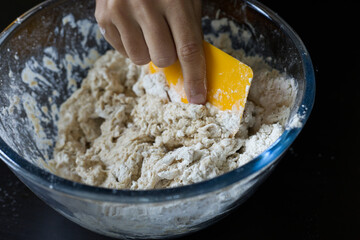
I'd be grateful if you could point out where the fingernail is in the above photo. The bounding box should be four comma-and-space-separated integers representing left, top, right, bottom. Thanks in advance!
190, 93, 206, 104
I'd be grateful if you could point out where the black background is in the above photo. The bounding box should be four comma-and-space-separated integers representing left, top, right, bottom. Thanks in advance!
1, 0, 359, 239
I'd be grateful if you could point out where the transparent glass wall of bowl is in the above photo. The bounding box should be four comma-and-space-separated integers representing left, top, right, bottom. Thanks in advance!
0, 1, 110, 165
10, 160, 275, 239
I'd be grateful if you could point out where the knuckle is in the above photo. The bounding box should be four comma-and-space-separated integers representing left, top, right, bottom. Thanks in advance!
128, 0, 153, 21
131, 0, 152, 12
94, 11, 108, 26
178, 42, 202, 62
131, 0, 150, 9
94, 11, 104, 24
95, 0, 122, 24
184, 76, 204, 85
107, 0, 122, 12
94, 1, 107, 23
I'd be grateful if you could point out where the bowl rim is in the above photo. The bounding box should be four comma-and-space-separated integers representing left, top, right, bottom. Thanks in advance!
0, 0, 315, 203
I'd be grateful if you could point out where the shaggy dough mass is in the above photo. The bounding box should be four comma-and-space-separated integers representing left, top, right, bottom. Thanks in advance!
49, 38, 297, 190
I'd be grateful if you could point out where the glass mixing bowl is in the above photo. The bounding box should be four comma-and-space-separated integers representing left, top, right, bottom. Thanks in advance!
0, 0, 315, 239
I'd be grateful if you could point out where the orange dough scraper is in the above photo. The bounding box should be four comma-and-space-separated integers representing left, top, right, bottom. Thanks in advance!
149, 41, 253, 116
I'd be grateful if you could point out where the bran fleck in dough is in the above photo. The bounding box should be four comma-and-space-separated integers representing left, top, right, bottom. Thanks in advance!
49, 40, 297, 190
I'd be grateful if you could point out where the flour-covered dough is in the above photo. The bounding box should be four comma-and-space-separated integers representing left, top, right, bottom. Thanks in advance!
49, 35, 297, 190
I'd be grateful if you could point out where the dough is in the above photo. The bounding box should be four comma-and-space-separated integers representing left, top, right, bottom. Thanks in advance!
48, 36, 297, 190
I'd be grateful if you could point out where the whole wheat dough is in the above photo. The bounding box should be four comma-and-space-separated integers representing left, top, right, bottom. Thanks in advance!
48, 34, 297, 190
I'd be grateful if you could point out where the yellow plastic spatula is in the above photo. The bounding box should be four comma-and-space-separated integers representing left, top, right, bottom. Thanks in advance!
149, 41, 253, 115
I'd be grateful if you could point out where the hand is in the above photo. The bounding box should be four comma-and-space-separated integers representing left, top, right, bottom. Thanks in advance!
95, 0, 207, 104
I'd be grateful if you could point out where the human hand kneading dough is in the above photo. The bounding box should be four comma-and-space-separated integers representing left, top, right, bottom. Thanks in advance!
95, 0, 207, 104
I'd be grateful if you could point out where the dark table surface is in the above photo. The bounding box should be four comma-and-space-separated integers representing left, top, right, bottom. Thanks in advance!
1, 1, 359, 239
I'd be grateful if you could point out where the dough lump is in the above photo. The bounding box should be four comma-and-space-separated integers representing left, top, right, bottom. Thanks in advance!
49, 41, 297, 190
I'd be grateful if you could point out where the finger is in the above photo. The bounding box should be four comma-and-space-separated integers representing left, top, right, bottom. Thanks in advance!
135, 5, 177, 67
100, 24, 128, 57
94, 0, 127, 57
192, 0, 203, 23
112, 14, 150, 65
165, 0, 206, 104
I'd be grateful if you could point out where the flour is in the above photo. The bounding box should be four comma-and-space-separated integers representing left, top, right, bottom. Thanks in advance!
48, 20, 298, 190
0, 13, 307, 237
